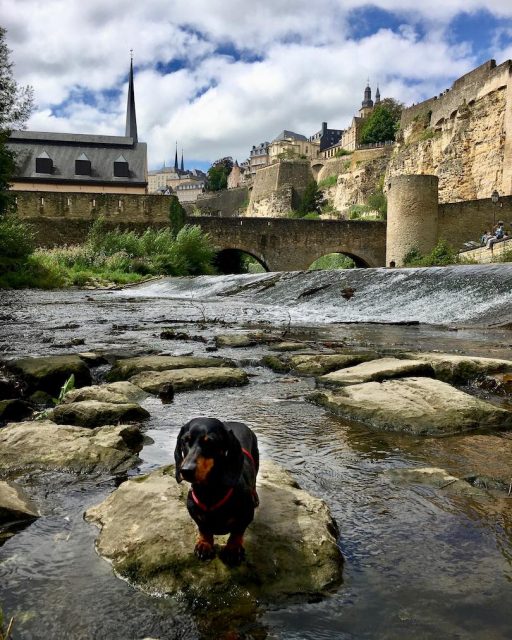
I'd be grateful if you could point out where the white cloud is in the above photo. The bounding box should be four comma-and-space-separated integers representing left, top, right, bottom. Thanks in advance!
2, 0, 512, 168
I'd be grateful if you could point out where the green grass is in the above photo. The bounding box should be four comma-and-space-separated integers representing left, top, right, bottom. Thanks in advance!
309, 253, 356, 270
318, 175, 338, 189
403, 240, 460, 267
0, 217, 217, 289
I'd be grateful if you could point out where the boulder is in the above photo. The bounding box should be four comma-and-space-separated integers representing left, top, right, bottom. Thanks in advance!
289, 353, 378, 376
268, 342, 308, 352
63, 381, 147, 405
405, 352, 512, 384
5, 355, 92, 395
51, 400, 150, 428
85, 461, 343, 604
107, 355, 235, 382
0, 399, 32, 424
318, 357, 433, 387
387, 467, 486, 497
129, 367, 248, 395
0, 480, 39, 524
310, 377, 512, 435
215, 333, 279, 348
0, 420, 143, 475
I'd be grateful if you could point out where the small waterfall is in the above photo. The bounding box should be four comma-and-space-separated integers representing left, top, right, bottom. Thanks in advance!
120, 264, 512, 326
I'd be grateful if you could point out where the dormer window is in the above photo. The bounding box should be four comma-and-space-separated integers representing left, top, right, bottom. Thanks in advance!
114, 155, 129, 178
75, 153, 91, 176
36, 151, 53, 174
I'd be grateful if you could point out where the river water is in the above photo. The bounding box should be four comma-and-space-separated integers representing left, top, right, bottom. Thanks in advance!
1, 264, 512, 639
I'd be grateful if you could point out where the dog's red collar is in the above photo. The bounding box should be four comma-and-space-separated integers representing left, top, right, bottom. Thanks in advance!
191, 448, 256, 512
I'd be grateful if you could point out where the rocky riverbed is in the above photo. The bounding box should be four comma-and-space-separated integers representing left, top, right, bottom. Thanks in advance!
1, 272, 512, 639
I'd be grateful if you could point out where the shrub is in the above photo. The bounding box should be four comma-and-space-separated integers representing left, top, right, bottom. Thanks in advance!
309, 253, 356, 270
334, 148, 352, 157
318, 175, 337, 189
0, 215, 34, 263
403, 240, 460, 267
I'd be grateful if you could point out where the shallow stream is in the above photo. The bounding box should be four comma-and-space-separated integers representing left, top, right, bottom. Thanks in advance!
1, 265, 512, 639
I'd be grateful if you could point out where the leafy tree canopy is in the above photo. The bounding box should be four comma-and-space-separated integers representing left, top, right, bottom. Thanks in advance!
206, 156, 233, 191
298, 180, 325, 216
359, 98, 403, 145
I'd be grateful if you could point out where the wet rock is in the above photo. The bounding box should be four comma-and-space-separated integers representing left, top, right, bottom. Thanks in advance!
0, 373, 24, 400
268, 341, 307, 352
78, 352, 109, 367
159, 329, 206, 342
318, 357, 433, 386
261, 355, 292, 373
290, 353, 378, 376
129, 367, 248, 395
85, 461, 342, 603
0, 480, 39, 524
158, 383, 174, 403
28, 390, 54, 407
5, 355, 92, 396
421, 433, 512, 491
107, 355, 235, 382
0, 420, 142, 475
405, 352, 512, 384
214, 334, 259, 348
476, 373, 512, 395
0, 399, 32, 425
310, 377, 512, 435
387, 467, 486, 497
63, 381, 147, 405
51, 400, 150, 428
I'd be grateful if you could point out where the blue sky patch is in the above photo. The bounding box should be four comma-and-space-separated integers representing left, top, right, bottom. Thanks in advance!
447, 10, 512, 63
347, 6, 425, 41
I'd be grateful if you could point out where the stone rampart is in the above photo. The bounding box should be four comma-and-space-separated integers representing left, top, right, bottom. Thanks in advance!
247, 160, 313, 215
439, 196, 512, 244
188, 186, 249, 217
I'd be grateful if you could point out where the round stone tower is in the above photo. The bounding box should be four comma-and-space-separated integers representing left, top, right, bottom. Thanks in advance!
386, 174, 439, 267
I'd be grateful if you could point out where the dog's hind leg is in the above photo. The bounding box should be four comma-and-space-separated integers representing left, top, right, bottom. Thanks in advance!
219, 532, 246, 566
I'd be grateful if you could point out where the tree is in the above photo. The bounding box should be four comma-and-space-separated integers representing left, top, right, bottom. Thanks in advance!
298, 180, 325, 216
168, 194, 187, 237
0, 27, 34, 217
206, 157, 233, 191
359, 98, 403, 145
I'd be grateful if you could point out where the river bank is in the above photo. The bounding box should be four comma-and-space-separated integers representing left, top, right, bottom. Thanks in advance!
1, 267, 512, 639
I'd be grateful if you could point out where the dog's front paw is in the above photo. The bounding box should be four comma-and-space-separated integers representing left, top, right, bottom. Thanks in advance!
219, 542, 245, 566
194, 538, 216, 561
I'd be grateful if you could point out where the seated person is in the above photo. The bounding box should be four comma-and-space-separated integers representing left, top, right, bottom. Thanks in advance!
487, 222, 506, 248
480, 230, 492, 245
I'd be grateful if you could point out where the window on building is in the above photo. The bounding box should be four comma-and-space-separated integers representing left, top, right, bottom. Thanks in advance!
75, 153, 91, 176
114, 155, 130, 178
35, 151, 53, 174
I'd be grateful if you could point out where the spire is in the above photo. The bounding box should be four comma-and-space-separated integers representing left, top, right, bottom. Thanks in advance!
174, 142, 178, 171
375, 85, 381, 104
180, 149, 184, 172
125, 52, 138, 142
362, 81, 373, 109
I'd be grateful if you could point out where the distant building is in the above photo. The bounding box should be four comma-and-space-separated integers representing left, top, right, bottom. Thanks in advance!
268, 130, 320, 163
227, 160, 248, 189
249, 142, 270, 177
309, 122, 343, 152
147, 148, 207, 202
7, 59, 147, 194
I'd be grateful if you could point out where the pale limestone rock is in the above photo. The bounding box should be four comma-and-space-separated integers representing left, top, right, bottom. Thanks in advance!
5, 354, 91, 395
0, 480, 39, 523
404, 352, 512, 384
107, 355, 234, 382
387, 467, 486, 497
129, 367, 248, 394
85, 461, 342, 603
0, 420, 142, 475
63, 381, 147, 405
318, 357, 433, 386
289, 353, 378, 375
52, 400, 150, 428
310, 377, 512, 435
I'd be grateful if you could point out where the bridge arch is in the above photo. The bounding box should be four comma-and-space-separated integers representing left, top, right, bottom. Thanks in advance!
311, 161, 326, 180
214, 247, 269, 274
308, 251, 371, 269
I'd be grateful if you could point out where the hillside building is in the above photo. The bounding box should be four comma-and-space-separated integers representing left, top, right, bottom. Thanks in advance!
268, 130, 320, 163
249, 142, 270, 177
7, 59, 147, 194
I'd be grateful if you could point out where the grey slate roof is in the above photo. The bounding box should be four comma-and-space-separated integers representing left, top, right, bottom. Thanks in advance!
8, 130, 147, 186
273, 130, 308, 142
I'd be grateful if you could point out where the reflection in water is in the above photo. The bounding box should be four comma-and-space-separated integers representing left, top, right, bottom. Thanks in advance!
0, 277, 512, 639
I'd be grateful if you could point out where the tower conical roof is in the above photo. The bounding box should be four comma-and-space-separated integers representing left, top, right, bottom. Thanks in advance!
125, 56, 138, 142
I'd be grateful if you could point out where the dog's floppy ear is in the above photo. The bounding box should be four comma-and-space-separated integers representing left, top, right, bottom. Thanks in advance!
174, 423, 190, 483
222, 428, 244, 487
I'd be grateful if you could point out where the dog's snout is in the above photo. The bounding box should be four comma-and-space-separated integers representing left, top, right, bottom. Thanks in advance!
180, 464, 195, 482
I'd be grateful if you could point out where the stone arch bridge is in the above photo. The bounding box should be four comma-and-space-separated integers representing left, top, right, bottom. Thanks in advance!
191, 216, 386, 271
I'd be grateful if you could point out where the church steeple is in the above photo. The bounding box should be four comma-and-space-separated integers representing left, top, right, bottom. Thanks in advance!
180, 149, 184, 172
174, 142, 178, 171
375, 85, 381, 104
125, 52, 138, 142
362, 81, 373, 109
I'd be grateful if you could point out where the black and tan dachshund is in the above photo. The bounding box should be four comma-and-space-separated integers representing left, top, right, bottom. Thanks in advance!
174, 417, 259, 565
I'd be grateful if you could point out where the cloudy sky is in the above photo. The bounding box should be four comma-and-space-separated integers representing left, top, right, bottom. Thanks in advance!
3, 0, 512, 171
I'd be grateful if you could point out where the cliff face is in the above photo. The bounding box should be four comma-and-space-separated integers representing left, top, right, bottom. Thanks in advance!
386, 86, 507, 203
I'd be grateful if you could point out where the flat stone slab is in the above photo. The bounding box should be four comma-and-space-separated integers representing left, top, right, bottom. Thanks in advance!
85, 460, 342, 604
129, 367, 248, 394
318, 357, 433, 386
63, 381, 147, 405
310, 377, 512, 435
107, 355, 235, 382
52, 400, 150, 428
405, 352, 512, 383
0, 480, 39, 524
5, 355, 92, 395
387, 467, 486, 497
289, 353, 378, 375
214, 334, 259, 348
0, 420, 143, 476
